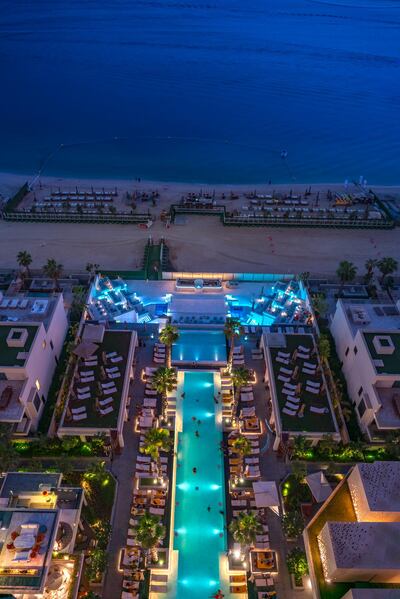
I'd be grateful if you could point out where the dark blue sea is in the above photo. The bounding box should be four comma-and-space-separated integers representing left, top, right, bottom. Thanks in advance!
0, 0, 399, 183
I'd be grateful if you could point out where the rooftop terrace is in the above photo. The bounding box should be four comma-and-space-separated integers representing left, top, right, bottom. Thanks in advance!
0, 473, 62, 500
363, 332, 400, 375
0, 294, 58, 330
267, 333, 337, 434
343, 301, 400, 337
0, 324, 39, 367
61, 328, 134, 430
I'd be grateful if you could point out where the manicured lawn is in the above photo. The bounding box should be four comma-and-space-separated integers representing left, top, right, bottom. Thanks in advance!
270, 334, 337, 434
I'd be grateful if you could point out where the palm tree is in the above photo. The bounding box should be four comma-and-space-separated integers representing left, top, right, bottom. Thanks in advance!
133, 512, 166, 563
317, 335, 331, 364
224, 317, 244, 368
377, 257, 398, 284
231, 435, 251, 477
336, 260, 357, 295
231, 367, 252, 420
17, 250, 32, 278
382, 275, 395, 300
151, 367, 177, 420
364, 258, 377, 284
229, 511, 262, 555
312, 294, 328, 319
43, 258, 63, 292
143, 428, 172, 478
159, 324, 179, 368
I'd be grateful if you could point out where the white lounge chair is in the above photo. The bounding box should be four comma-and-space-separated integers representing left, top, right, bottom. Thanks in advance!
306, 386, 320, 394
302, 367, 316, 375
154, 357, 165, 364
77, 386, 90, 393
99, 397, 113, 407
149, 507, 164, 516
103, 386, 117, 395
143, 397, 157, 407
77, 392, 91, 401
276, 356, 289, 365
108, 372, 121, 380
284, 382, 297, 390
72, 412, 87, 421
282, 407, 297, 416
99, 405, 114, 415
280, 367, 293, 375
282, 388, 295, 396
310, 406, 328, 414
71, 406, 86, 415
298, 345, 310, 353
278, 375, 290, 383
106, 366, 119, 374
285, 401, 300, 411
278, 351, 290, 358
111, 356, 123, 363
81, 376, 94, 383
106, 351, 117, 358
304, 361, 317, 369
102, 381, 115, 389
79, 370, 94, 377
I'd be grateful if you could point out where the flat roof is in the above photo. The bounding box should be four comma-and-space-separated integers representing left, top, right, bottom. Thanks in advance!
343, 591, 400, 599
61, 329, 134, 429
324, 521, 400, 570
363, 332, 400, 375
266, 333, 338, 434
341, 300, 400, 337
0, 324, 39, 367
0, 509, 58, 591
0, 294, 59, 331
0, 473, 62, 499
355, 462, 400, 513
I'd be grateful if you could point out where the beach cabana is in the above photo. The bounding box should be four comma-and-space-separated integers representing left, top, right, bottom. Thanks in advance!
252, 481, 280, 515
305, 471, 332, 503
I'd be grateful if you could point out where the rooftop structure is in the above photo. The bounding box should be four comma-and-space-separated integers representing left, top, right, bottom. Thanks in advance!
58, 324, 137, 449
0, 472, 84, 597
0, 293, 68, 435
304, 462, 400, 599
330, 299, 400, 442
261, 332, 339, 450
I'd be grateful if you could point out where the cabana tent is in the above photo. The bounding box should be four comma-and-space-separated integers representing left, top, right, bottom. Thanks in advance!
252, 481, 280, 515
305, 471, 332, 503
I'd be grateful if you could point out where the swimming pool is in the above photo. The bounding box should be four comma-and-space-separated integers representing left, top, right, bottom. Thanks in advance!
172, 330, 227, 365
171, 371, 229, 599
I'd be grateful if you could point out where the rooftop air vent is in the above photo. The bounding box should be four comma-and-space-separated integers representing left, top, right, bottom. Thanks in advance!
372, 335, 395, 355
6, 328, 28, 348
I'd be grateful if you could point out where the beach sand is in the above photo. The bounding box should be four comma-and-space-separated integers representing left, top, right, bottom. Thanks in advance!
0, 172, 399, 276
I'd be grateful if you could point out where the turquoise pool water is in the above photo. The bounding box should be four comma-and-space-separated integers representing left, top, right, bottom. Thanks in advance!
172, 371, 228, 598
172, 330, 227, 364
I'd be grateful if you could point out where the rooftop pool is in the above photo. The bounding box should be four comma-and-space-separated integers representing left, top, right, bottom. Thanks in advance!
170, 371, 228, 599
172, 330, 227, 365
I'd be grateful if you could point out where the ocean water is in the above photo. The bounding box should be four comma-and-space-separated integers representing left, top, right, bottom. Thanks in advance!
0, 0, 399, 183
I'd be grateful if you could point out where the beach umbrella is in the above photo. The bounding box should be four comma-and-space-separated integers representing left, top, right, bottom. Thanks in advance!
72, 341, 98, 359
305, 471, 332, 503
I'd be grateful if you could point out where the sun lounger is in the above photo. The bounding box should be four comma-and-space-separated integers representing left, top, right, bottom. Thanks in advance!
276, 356, 289, 365
241, 407, 256, 416
72, 412, 87, 421
233, 359, 245, 365
310, 406, 328, 414
278, 351, 290, 358
143, 397, 157, 407
145, 390, 157, 397
285, 401, 300, 411
255, 577, 270, 587
85, 360, 98, 366
79, 370, 94, 377
149, 507, 164, 516
135, 471, 152, 478
77, 392, 91, 400
283, 382, 297, 390
232, 500, 247, 507
304, 361, 317, 369
282, 407, 297, 416
80, 376, 94, 383
250, 440, 259, 447
100, 405, 114, 416
241, 393, 254, 403
77, 386, 90, 393
106, 366, 119, 374
102, 381, 115, 389
298, 345, 310, 353
150, 585, 167, 593
137, 455, 151, 463
106, 351, 117, 358
302, 367, 316, 375
108, 372, 121, 379
154, 353, 165, 358
99, 397, 113, 407
251, 448, 260, 454
256, 535, 269, 542
307, 379, 320, 388
297, 353, 309, 360
278, 375, 290, 383
71, 406, 86, 415
245, 457, 259, 464
241, 386, 253, 392
136, 463, 150, 471
306, 386, 320, 394
111, 356, 123, 363
152, 574, 168, 583
286, 395, 300, 403
282, 388, 295, 396
103, 386, 117, 395
154, 357, 165, 364
280, 367, 293, 375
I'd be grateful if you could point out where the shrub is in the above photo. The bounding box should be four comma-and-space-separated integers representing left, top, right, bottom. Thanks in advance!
286, 547, 309, 585
86, 548, 107, 582
282, 510, 304, 539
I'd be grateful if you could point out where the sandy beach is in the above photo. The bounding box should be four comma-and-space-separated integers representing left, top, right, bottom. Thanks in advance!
0, 172, 399, 277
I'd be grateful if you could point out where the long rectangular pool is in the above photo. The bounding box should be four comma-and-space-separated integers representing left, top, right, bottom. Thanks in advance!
170, 371, 229, 598
171, 330, 227, 365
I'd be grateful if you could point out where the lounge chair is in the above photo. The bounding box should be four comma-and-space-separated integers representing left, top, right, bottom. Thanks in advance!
143, 397, 157, 407
284, 382, 297, 390
256, 535, 269, 542
241, 386, 253, 392
307, 379, 320, 387
79, 370, 94, 377
137, 455, 151, 463
136, 463, 150, 471
106, 351, 117, 358
298, 345, 310, 353
149, 507, 164, 516
297, 353, 309, 360
145, 389, 157, 396
77, 386, 90, 393
280, 367, 293, 375
310, 406, 328, 414
282, 407, 297, 416
304, 361, 317, 369
282, 388, 295, 396
154, 357, 165, 364
241, 407, 256, 417
102, 381, 115, 389
111, 356, 123, 363
99, 397, 113, 407
149, 585, 167, 593
77, 392, 91, 401
106, 366, 119, 374
151, 574, 168, 583
276, 356, 289, 365
72, 412, 87, 421
103, 386, 117, 395
81, 376, 94, 383
245, 457, 259, 465
231, 499, 247, 507
71, 406, 86, 415
278, 375, 290, 383
85, 359, 98, 367
99, 405, 114, 416
278, 351, 290, 358
303, 367, 316, 375
108, 372, 121, 379
306, 386, 320, 394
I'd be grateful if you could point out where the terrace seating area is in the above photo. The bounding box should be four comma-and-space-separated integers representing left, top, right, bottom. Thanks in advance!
31, 187, 118, 214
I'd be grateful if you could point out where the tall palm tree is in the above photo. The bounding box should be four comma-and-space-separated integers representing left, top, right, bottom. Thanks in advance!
377, 257, 398, 284
133, 512, 166, 563
17, 250, 32, 278
143, 428, 172, 478
159, 324, 179, 368
231, 435, 251, 477
364, 258, 377, 284
317, 335, 331, 364
224, 317, 244, 368
43, 258, 63, 292
151, 367, 177, 420
336, 260, 357, 295
229, 511, 262, 556
231, 367, 252, 420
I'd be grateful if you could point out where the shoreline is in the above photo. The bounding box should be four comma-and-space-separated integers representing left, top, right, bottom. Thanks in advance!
1, 171, 400, 200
